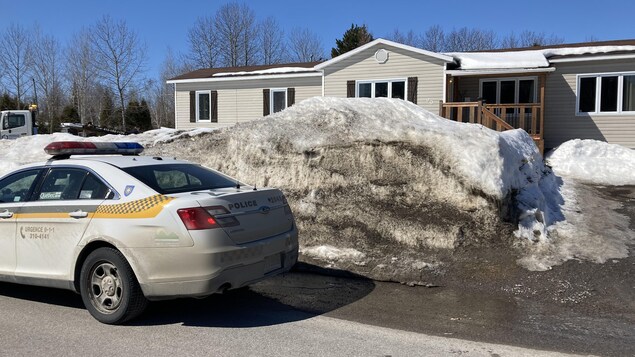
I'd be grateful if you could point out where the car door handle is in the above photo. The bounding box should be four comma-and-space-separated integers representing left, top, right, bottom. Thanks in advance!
0, 210, 13, 218
69, 210, 89, 219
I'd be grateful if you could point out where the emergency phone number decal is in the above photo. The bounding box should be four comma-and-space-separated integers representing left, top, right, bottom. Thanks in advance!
20, 225, 55, 239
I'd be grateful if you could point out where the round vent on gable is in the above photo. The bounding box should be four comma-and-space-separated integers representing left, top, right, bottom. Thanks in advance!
374, 49, 389, 64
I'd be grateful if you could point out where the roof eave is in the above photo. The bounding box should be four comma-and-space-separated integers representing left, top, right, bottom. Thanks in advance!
166, 71, 323, 84
315, 38, 453, 70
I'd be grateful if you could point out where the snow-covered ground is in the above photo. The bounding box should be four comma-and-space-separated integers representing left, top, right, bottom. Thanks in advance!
0, 98, 632, 274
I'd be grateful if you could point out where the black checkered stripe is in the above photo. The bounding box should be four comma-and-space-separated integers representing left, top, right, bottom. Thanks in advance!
95, 194, 173, 217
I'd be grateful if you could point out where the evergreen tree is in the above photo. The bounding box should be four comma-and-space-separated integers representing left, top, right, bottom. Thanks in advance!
331, 24, 374, 58
0, 93, 16, 110
124, 99, 152, 133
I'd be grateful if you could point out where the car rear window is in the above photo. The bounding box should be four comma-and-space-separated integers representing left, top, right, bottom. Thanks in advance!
122, 164, 236, 194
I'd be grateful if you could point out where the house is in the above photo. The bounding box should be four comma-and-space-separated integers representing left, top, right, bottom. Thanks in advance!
168, 38, 635, 151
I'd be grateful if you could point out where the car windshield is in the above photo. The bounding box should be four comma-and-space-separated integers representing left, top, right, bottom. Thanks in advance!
122, 163, 236, 194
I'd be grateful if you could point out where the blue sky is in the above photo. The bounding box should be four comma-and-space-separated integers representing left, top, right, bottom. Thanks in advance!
2, 0, 633, 79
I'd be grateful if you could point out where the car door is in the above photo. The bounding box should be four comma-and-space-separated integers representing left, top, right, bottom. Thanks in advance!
15, 167, 112, 281
0, 169, 43, 276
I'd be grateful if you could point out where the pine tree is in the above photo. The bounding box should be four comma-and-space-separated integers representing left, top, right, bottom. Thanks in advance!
331, 24, 374, 58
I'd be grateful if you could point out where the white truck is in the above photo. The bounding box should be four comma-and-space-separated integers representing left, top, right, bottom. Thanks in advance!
0, 109, 37, 139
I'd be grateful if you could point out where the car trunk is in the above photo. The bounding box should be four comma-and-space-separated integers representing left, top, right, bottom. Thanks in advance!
193, 188, 293, 245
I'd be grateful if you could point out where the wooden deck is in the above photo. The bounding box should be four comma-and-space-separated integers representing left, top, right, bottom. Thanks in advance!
439, 101, 544, 154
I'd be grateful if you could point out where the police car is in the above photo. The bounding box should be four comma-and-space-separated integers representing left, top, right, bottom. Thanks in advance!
0, 141, 298, 324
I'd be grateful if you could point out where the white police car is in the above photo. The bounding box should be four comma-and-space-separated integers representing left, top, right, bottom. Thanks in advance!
0, 141, 298, 324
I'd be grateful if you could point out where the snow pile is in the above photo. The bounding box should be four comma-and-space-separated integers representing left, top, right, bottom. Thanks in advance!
300, 246, 367, 265
546, 139, 635, 186
0, 128, 215, 178
212, 67, 317, 77
450, 45, 635, 70
146, 97, 563, 250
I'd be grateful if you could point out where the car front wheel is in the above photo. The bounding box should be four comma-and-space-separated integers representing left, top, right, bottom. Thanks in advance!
79, 247, 148, 324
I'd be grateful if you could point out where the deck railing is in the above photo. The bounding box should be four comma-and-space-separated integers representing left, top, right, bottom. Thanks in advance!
439, 101, 544, 152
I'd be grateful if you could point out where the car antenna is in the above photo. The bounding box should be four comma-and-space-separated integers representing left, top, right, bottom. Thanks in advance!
235, 179, 240, 189
253, 183, 257, 191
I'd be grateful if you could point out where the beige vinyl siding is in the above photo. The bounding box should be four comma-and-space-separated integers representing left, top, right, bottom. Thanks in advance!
546, 59, 635, 149
323, 44, 447, 114
175, 76, 321, 129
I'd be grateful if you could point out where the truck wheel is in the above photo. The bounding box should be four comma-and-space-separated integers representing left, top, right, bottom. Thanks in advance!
79, 247, 148, 324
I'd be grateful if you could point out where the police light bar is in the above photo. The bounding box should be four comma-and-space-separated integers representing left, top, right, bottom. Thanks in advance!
44, 141, 144, 156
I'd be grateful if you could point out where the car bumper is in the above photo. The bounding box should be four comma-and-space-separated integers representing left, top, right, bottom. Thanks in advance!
126, 226, 298, 300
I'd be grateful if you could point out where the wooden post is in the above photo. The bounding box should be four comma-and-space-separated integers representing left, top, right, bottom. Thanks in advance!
476, 101, 482, 125
519, 106, 526, 132
439, 100, 444, 118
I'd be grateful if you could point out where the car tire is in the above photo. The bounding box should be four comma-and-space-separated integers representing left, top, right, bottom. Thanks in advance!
79, 247, 148, 324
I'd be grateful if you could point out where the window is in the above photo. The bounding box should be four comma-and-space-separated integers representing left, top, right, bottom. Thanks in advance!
0, 169, 40, 203
196, 90, 211, 121
79, 174, 114, 200
38, 169, 86, 200
479, 77, 537, 104
271, 89, 287, 114
356, 80, 407, 99
3, 113, 26, 130
577, 72, 635, 115
123, 164, 236, 194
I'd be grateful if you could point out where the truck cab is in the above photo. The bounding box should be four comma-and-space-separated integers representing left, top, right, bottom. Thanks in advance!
0, 110, 36, 139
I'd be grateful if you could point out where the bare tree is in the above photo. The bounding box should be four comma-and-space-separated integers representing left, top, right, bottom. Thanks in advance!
288, 27, 325, 62
445, 27, 497, 52
500, 32, 520, 49
501, 30, 565, 49
259, 16, 285, 65
215, 2, 259, 67
0, 23, 33, 108
32, 27, 65, 131
151, 48, 185, 128
386, 29, 420, 47
421, 25, 446, 52
187, 15, 219, 69
67, 29, 96, 125
90, 15, 147, 131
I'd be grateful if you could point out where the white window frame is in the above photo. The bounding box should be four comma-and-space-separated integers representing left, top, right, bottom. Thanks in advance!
195, 90, 211, 122
270, 88, 287, 114
355, 78, 408, 99
575, 71, 635, 116
478, 77, 538, 104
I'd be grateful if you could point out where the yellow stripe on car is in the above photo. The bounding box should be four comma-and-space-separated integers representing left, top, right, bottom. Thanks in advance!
93, 194, 174, 219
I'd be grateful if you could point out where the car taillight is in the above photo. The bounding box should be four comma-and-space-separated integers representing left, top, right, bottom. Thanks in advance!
177, 208, 219, 230
206, 206, 240, 227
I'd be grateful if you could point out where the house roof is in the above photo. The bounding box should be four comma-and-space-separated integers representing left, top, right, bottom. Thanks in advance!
168, 61, 322, 82
314, 38, 454, 70
473, 39, 635, 53
449, 39, 635, 71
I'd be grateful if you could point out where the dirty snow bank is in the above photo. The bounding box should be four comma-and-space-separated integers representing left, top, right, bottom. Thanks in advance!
143, 98, 564, 265
546, 139, 635, 186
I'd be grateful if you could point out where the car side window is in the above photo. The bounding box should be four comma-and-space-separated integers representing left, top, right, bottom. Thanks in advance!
38, 169, 114, 201
79, 173, 114, 200
38, 168, 87, 201
0, 169, 41, 203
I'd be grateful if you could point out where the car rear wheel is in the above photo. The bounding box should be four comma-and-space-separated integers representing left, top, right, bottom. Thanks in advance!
79, 247, 148, 324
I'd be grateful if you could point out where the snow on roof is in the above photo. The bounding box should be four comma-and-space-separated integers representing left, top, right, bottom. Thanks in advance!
450, 45, 635, 70
546, 139, 635, 186
448, 50, 549, 70
212, 66, 319, 77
